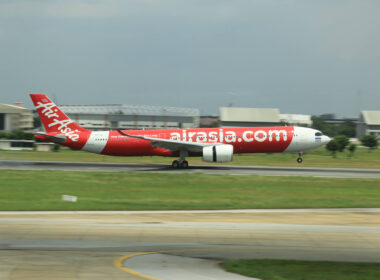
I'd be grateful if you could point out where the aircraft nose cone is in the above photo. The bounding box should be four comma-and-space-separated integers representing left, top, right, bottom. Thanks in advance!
322, 136, 331, 144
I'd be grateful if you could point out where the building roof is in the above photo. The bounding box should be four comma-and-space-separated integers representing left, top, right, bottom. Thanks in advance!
200, 117, 218, 126
220, 107, 280, 122
60, 104, 200, 117
279, 114, 312, 125
361, 111, 380, 125
0, 104, 30, 114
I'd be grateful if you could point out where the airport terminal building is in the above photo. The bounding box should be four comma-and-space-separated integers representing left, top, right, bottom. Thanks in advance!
356, 110, 380, 139
59, 104, 200, 130
0, 103, 34, 132
219, 107, 281, 127
279, 114, 312, 126
219, 107, 313, 128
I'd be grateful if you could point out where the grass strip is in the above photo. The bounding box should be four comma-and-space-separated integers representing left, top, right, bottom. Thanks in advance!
0, 170, 380, 210
223, 259, 380, 280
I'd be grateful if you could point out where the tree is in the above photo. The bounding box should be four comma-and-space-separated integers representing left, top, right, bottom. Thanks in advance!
334, 135, 349, 152
326, 139, 338, 157
0, 131, 34, 140
53, 144, 60, 152
33, 117, 41, 129
10, 130, 33, 140
361, 135, 378, 151
336, 120, 356, 138
23, 132, 34, 140
311, 116, 336, 137
312, 117, 357, 138
348, 143, 357, 157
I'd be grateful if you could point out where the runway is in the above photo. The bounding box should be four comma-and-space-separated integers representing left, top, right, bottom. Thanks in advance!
1, 160, 380, 178
1, 209, 380, 280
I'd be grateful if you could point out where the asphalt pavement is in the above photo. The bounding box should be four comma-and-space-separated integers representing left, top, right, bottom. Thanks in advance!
1, 209, 380, 280
1, 160, 380, 178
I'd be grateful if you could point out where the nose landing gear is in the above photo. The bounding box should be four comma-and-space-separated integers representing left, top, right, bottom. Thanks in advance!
297, 152, 303, 163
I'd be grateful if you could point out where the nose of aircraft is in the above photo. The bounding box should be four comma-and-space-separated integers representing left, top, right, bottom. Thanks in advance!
322, 135, 331, 145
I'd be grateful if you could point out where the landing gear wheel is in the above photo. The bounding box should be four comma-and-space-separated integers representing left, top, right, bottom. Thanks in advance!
172, 160, 180, 168
297, 152, 303, 164
180, 160, 189, 169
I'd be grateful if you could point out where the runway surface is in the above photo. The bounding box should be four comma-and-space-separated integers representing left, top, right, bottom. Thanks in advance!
1, 160, 380, 178
1, 209, 380, 280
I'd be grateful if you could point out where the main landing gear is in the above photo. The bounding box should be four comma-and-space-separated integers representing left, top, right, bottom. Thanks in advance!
171, 151, 189, 169
297, 152, 303, 163
171, 160, 189, 169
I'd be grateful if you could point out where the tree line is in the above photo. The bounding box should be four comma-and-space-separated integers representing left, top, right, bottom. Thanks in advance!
311, 116, 356, 138
0, 130, 34, 140
311, 116, 378, 156
326, 134, 378, 157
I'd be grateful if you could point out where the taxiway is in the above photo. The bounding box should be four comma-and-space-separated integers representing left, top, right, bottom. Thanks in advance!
1, 209, 380, 279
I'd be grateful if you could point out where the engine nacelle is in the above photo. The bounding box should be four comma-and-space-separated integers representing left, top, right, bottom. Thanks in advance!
202, 144, 234, 163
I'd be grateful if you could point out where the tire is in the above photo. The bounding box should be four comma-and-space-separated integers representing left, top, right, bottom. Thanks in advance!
297, 158, 303, 163
180, 161, 189, 169
172, 160, 180, 168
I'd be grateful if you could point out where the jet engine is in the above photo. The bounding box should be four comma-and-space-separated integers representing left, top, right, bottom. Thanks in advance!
202, 144, 233, 163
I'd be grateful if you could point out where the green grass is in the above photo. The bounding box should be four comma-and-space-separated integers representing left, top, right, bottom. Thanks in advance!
1, 170, 380, 210
1, 146, 380, 169
223, 259, 380, 280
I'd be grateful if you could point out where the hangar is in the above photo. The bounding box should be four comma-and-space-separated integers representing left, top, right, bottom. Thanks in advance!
279, 114, 312, 126
0, 103, 34, 132
219, 107, 281, 127
59, 104, 200, 130
356, 110, 380, 139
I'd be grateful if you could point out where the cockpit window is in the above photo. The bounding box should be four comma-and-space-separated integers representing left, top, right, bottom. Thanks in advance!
315, 132, 323, 136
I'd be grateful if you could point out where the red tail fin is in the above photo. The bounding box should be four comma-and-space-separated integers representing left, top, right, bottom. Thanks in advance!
30, 94, 88, 135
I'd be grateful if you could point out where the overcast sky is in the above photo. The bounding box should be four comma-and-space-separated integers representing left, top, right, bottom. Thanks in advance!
1, 0, 379, 117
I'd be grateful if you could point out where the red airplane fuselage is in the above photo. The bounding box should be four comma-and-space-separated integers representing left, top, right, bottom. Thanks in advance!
31, 94, 330, 166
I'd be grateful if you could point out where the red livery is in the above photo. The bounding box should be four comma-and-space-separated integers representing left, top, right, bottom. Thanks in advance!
31, 94, 330, 168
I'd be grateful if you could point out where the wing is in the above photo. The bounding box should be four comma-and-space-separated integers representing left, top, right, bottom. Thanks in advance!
118, 130, 217, 153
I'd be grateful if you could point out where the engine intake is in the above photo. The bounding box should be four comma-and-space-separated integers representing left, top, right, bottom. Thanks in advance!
203, 144, 233, 163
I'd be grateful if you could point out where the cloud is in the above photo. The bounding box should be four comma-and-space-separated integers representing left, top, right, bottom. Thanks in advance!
43, 0, 124, 19
1, 0, 379, 116
306, 1, 380, 61
0, 0, 243, 20
0, 0, 129, 19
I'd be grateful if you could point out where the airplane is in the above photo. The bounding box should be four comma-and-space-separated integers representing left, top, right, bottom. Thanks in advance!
30, 94, 331, 168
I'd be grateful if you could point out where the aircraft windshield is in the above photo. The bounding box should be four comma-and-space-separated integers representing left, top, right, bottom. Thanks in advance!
315, 132, 323, 136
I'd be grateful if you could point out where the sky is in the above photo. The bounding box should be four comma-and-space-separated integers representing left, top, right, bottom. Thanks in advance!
0, 0, 379, 117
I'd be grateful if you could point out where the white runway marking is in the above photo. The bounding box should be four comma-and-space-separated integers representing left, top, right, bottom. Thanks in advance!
124, 253, 256, 280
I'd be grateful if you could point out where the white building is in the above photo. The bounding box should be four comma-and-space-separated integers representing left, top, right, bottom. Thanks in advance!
356, 111, 380, 139
59, 104, 200, 130
0, 103, 34, 132
279, 114, 312, 126
219, 107, 281, 127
